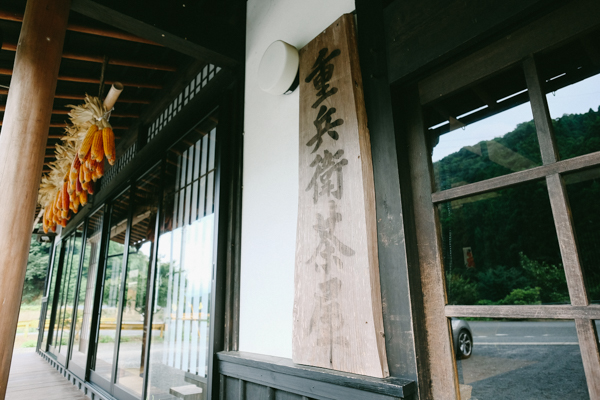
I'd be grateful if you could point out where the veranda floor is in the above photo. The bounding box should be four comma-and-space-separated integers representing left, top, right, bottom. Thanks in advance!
5, 350, 89, 400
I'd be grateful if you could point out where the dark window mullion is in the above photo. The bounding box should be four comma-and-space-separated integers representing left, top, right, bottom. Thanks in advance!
111, 189, 135, 386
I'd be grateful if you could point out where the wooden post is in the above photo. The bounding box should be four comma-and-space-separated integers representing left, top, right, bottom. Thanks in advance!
0, 0, 70, 397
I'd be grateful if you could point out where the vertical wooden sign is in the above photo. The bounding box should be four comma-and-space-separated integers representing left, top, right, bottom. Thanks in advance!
293, 14, 389, 378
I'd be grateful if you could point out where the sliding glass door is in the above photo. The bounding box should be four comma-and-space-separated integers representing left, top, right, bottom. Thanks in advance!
145, 123, 217, 400
48, 225, 84, 365
39, 110, 223, 400
69, 208, 105, 378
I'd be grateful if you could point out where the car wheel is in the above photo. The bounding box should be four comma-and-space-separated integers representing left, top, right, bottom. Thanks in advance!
457, 329, 473, 359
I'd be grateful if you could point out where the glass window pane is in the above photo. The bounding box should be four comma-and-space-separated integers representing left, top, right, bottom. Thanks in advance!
537, 30, 600, 160
425, 67, 542, 192
439, 180, 568, 305
58, 226, 84, 357
93, 190, 130, 380
41, 241, 62, 351
70, 209, 104, 372
52, 236, 72, 351
146, 118, 217, 400
115, 166, 161, 398
565, 167, 600, 303
454, 318, 588, 399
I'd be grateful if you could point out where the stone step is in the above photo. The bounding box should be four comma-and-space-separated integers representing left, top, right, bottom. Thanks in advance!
169, 384, 204, 400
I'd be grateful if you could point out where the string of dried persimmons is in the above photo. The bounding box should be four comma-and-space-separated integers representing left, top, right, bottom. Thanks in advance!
40, 83, 123, 233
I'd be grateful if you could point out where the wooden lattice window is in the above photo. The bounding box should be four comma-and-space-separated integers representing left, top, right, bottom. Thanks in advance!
403, 3, 600, 398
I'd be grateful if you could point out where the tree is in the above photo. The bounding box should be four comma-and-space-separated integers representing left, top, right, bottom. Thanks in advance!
23, 236, 51, 303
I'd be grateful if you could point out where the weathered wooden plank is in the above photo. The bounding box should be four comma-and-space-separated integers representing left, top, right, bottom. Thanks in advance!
575, 319, 600, 399
239, 378, 245, 400
403, 85, 459, 400
294, 14, 388, 378
521, 55, 590, 306
545, 174, 588, 306
418, 0, 600, 104
384, 0, 554, 84
445, 305, 600, 319
523, 56, 558, 165
355, 0, 422, 384
431, 150, 600, 203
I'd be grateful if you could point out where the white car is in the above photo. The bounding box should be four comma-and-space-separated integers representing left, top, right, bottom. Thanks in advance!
451, 318, 473, 359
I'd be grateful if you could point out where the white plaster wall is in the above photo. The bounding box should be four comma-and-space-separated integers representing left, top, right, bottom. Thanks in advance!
240, 0, 355, 358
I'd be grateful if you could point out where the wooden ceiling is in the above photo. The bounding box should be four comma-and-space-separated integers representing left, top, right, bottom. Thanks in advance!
0, 2, 196, 176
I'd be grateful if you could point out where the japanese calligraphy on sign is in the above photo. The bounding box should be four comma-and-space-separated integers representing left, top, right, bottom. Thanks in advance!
293, 14, 389, 379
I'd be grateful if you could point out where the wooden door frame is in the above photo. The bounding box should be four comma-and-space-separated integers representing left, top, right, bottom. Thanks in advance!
392, 0, 600, 398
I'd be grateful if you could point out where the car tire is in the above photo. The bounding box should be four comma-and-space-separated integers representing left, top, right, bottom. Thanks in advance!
457, 329, 473, 359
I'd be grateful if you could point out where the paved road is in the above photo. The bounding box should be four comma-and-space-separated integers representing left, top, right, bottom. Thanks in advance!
457, 320, 593, 400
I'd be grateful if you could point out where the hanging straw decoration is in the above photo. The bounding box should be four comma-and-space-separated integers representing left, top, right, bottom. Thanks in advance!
40, 83, 123, 233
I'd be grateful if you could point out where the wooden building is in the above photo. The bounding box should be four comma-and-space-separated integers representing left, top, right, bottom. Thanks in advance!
0, 0, 599, 399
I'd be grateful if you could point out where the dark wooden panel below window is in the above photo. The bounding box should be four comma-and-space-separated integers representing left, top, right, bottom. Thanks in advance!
217, 351, 415, 400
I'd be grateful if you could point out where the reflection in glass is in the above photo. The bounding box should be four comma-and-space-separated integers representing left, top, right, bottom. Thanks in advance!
146, 124, 217, 400
438, 180, 567, 305
115, 166, 161, 398
454, 318, 588, 399
425, 67, 542, 191
536, 32, 600, 161
41, 241, 61, 351
565, 167, 600, 303
93, 190, 130, 380
51, 226, 84, 356
546, 73, 600, 161
51, 236, 71, 351
70, 209, 104, 373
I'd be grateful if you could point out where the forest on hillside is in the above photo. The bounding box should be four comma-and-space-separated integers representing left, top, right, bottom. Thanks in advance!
437, 106, 600, 305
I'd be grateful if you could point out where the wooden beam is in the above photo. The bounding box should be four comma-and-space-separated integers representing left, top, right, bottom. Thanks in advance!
575, 319, 600, 398
1, 41, 176, 71
418, 0, 600, 104
404, 86, 459, 399
0, 105, 139, 118
0, 89, 150, 104
53, 92, 150, 104
70, 0, 239, 68
355, 0, 423, 390
445, 305, 600, 319
0, 121, 128, 130
0, 67, 162, 89
431, 150, 600, 203
0, 1, 70, 397
0, 9, 159, 45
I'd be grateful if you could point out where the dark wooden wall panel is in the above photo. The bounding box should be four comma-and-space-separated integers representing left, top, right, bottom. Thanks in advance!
225, 376, 241, 400
384, 0, 561, 83
275, 390, 305, 400
245, 382, 268, 399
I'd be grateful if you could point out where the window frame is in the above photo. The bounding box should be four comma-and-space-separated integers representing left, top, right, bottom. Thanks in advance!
401, 4, 600, 398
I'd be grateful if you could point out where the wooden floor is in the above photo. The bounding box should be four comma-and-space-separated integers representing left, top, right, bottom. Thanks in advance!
6, 350, 89, 400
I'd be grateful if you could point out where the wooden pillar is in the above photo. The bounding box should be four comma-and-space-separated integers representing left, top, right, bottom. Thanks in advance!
0, 0, 70, 397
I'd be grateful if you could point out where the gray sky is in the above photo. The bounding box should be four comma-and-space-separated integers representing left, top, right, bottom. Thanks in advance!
432, 74, 600, 162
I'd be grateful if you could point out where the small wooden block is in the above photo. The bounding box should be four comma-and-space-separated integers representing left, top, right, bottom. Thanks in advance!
169, 385, 203, 400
